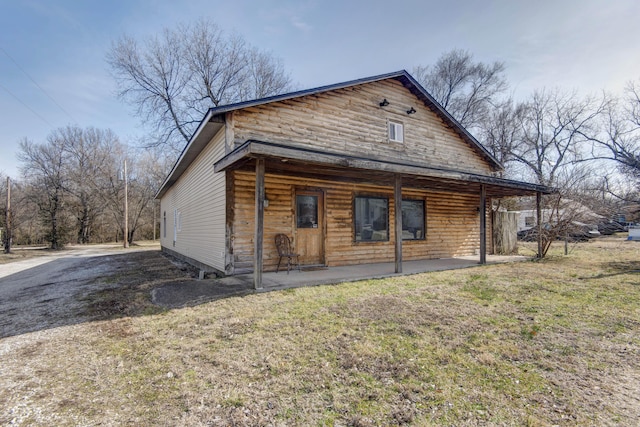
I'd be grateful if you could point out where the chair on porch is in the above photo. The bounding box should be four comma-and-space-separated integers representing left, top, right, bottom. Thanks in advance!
275, 234, 301, 274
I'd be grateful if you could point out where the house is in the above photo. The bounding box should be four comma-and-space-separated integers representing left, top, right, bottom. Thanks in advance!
515, 198, 603, 233
156, 70, 551, 288
514, 199, 603, 243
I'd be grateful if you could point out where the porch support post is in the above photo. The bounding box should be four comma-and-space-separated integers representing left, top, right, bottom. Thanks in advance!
536, 191, 543, 258
254, 157, 265, 289
394, 174, 403, 273
479, 184, 487, 264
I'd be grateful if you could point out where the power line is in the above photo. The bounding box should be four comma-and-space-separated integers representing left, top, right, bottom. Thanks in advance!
0, 45, 78, 123
0, 81, 56, 128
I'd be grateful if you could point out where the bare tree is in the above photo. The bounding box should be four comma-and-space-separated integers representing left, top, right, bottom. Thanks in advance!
16, 126, 141, 247
238, 47, 293, 100
57, 126, 119, 243
581, 83, 640, 195
18, 137, 68, 249
10, 180, 46, 245
108, 31, 190, 147
98, 145, 170, 245
107, 19, 294, 153
510, 89, 604, 187
183, 23, 247, 110
414, 49, 508, 130
126, 149, 169, 243
480, 99, 526, 176
508, 90, 606, 257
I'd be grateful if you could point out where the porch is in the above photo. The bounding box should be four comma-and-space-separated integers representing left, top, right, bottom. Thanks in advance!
152, 254, 531, 308
213, 139, 552, 289
253, 253, 529, 291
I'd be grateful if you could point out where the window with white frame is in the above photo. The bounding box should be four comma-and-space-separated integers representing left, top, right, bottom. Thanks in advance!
388, 120, 404, 143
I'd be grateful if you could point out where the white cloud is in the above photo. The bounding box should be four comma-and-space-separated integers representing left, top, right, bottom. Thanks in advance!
290, 15, 313, 32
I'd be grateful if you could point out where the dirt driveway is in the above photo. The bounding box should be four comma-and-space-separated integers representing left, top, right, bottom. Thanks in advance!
0, 244, 168, 338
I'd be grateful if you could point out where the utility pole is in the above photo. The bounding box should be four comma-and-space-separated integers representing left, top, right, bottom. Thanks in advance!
123, 159, 129, 248
4, 176, 11, 254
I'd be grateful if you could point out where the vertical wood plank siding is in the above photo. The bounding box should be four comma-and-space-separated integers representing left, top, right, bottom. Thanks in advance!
231, 170, 492, 273
160, 128, 227, 271
232, 79, 493, 175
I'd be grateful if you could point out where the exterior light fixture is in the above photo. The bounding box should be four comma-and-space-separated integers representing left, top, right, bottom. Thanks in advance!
407, 107, 416, 115
379, 99, 389, 107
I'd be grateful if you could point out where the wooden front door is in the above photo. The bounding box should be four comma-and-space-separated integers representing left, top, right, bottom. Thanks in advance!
295, 190, 325, 266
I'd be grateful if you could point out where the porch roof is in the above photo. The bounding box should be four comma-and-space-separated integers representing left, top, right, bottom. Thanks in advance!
214, 140, 553, 198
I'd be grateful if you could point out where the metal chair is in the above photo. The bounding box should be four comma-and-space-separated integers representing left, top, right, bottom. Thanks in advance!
275, 234, 301, 273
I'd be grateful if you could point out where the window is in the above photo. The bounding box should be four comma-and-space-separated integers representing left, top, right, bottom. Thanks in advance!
296, 195, 318, 228
388, 120, 404, 143
525, 216, 534, 227
355, 196, 388, 241
402, 199, 425, 240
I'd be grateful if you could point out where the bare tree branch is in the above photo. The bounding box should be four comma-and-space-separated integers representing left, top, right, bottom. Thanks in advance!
413, 49, 508, 130
107, 19, 295, 154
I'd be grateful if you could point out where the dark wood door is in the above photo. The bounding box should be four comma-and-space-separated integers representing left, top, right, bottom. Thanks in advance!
295, 190, 324, 265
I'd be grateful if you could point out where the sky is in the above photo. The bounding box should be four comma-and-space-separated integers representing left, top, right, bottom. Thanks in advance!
1, 0, 639, 178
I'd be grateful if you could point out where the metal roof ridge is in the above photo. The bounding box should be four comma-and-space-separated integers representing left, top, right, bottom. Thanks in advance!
206, 70, 410, 116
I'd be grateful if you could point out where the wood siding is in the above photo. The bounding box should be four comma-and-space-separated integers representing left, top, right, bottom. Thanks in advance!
160, 128, 226, 272
231, 170, 492, 273
232, 79, 493, 175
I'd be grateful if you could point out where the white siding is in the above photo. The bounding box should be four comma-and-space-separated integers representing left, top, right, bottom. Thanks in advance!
160, 128, 226, 271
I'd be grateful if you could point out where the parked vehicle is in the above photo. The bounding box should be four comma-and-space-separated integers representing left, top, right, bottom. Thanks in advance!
597, 221, 627, 235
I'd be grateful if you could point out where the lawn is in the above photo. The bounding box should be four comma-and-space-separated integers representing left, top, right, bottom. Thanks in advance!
1, 237, 639, 426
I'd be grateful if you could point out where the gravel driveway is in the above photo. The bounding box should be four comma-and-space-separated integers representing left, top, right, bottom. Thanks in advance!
0, 244, 158, 339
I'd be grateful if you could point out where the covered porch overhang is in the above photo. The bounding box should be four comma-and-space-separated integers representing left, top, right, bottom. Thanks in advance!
214, 140, 553, 289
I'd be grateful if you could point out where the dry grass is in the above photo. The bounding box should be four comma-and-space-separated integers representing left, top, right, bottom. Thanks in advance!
1, 236, 639, 426
0, 246, 50, 264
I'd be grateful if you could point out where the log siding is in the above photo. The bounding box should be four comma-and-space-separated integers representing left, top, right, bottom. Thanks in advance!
232, 79, 493, 175
231, 170, 491, 273
155, 72, 550, 280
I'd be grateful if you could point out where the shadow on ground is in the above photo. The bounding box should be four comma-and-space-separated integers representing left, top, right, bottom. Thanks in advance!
580, 260, 640, 281
0, 250, 221, 339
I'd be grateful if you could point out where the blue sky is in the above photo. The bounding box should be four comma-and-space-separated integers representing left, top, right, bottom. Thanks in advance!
1, 0, 639, 178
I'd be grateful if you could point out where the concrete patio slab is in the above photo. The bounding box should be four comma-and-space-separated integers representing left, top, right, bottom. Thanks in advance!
152, 254, 530, 308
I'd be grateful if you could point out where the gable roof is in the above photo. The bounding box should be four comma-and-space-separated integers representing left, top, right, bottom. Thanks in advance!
156, 70, 502, 198
207, 70, 502, 169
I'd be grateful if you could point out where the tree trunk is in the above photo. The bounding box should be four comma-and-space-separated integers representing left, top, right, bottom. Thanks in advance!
78, 200, 90, 244
49, 193, 61, 250
50, 210, 59, 249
